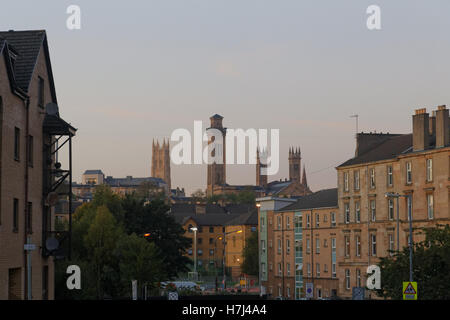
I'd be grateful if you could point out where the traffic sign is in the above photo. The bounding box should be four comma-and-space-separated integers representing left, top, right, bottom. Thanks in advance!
402, 282, 417, 300
168, 292, 179, 300
305, 283, 313, 299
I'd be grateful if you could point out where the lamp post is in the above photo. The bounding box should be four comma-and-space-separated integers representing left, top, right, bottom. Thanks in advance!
221, 229, 243, 291
385, 192, 413, 282
190, 227, 198, 280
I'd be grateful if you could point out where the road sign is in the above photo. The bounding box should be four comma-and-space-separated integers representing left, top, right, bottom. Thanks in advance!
305, 283, 314, 299
352, 287, 365, 300
402, 282, 417, 300
24, 244, 36, 251
168, 292, 178, 300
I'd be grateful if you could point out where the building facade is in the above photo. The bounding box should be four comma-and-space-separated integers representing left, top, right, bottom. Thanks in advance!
0, 30, 75, 300
336, 106, 450, 299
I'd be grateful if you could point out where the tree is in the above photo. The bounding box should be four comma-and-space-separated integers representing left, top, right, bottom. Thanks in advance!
241, 231, 259, 276
377, 225, 450, 300
116, 233, 166, 298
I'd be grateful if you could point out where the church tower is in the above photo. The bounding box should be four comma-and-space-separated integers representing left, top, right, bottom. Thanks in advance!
151, 138, 171, 190
206, 114, 226, 196
256, 147, 268, 188
288, 147, 301, 182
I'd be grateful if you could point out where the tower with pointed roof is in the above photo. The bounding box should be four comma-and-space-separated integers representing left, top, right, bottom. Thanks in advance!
151, 138, 171, 190
288, 147, 301, 182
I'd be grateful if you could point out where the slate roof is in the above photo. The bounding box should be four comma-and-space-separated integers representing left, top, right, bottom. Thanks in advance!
104, 176, 165, 187
183, 213, 240, 226
0, 30, 46, 92
338, 134, 413, 167
277, 188, 338, 211
84, 170, 104, 175
225, 210, 258, 226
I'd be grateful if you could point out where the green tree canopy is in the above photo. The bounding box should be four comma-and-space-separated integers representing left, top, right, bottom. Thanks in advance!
241, 231, 259, 276
377, 225, 450, 300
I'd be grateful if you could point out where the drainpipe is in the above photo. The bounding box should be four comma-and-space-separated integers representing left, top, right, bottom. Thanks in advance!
23, 97, 30, 300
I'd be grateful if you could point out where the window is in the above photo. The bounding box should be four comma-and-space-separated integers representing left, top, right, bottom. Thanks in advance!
307, 263, 311, 277
286, 216, 290, 229
426, 159, 433, 182
427, 194, 434, 220
261, 240, 266, 252
306, 214, 310, 228
387, 165, 393, 186
370, 200, 376, 222
27, 135, 33, 166
269, 239, 272, 248
345, 269, 350, 290
316, 263, 320, 278
324, 264, 328, 273
355, 201, 360, 223
277, 216, 282, 230
261, 263, 266, 277
323, 239, 328, 248
316, 238, 320, 254
287, 263, 291, 276
287, 287, 291, 298
209, 227, 214, 233
306, 238, 311, 254
407, 195, 413, 221
269, 262, 273, 271
388, 199, 394, 220
354, 170, 360, 190
13, 199, 19, 232
370, 234, 377, 256
315, 213, 320, 227
344, 172, 349, 191
332, 263, 336, 279
278, 263, 282, 276
286, 239, 291, 254
389, 234, 394, 255
331, 212, 336, 227
197, 238, 202, 244
14, 127, 20, 160
356, 269, 361, 288
209, 249, 214, 256
370, 168, 376, 188
260, 217, 265, 232
317, 288, 322, 299
209, 238, 213, 244
406, 162, 412, 184
355, 235, 361, 257
345, 236, 350, 257
26, 202, 32, 234
38, 76, 44, 107
277, 239, 282, 254
344, 203, 350, 224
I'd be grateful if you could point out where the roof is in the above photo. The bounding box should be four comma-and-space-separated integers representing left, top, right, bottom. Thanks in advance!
278, 188, 338, 211
0, 30, 48, 93
265, 180, 292, 195
84, 170, 104, 175
225, 210, 258, 226
183, 213, 241, 226
104, 176, 165, 187
210, 114, 223, 119
338, 134, 413, 167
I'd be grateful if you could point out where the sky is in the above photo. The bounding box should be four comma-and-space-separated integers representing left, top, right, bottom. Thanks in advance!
2, 0, 450, 195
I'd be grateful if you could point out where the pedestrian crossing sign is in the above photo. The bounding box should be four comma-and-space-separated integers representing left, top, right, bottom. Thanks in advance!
402, 282, 417, 300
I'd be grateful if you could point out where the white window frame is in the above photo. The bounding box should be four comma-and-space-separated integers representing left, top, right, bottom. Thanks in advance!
388, 198, 394, 220
345, 203, 350, 224
356, 235, 361, 257
371, 234, 377, 256
387, 165, 393, 186
344, 172, 349, 192
406, 162, 412, 184
427, 193, 434, 219
355, 201, 360, 223
345, 269, 350, 290
426, 158, 433, 182
370, 200, 376, 222
354, 170, 360, 190
370, 168, 376, 188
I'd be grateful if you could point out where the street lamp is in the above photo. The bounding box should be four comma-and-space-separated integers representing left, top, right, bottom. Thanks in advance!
385, 192, 414, 282
221, 229, 243, 291
190, 227, 198, 280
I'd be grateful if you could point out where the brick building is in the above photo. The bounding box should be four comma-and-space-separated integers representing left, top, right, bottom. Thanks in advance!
0, 30, 75, 300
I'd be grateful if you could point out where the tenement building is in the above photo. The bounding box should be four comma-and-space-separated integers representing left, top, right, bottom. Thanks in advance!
257, 189, 338, 300
336, 106, 450, 299
0, 30, 76, 299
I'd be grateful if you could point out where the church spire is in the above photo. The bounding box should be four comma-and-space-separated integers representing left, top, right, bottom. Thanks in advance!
301, 165, 308, 187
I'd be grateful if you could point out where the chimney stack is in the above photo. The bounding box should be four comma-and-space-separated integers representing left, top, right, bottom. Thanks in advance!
435, 105, 449, 148
429, 111, 436, 137
412, 108, 429, 151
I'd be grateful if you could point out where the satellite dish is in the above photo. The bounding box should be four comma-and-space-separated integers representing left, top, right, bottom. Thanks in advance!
45, 102, 59, 116
45, 237, 59, 252
46, 192, 59, 206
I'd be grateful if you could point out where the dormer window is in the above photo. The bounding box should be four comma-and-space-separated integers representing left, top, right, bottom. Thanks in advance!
9, 50, 17, 72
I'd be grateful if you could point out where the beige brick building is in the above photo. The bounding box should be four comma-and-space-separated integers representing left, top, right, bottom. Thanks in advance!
336, 106, 450, 299
0, 30, 75, 300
